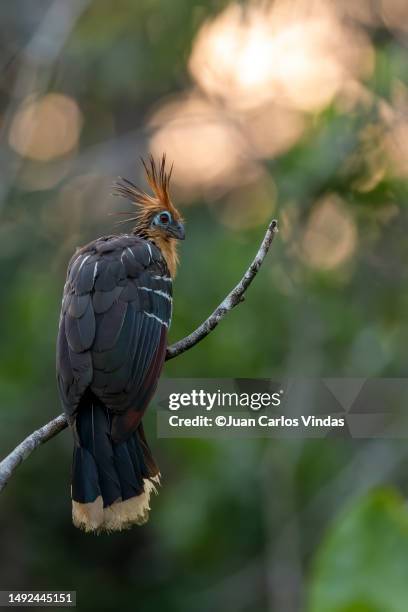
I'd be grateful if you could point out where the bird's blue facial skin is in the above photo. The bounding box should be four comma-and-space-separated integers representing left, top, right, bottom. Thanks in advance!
153, 211, 172, 228
151, 210, 185, 240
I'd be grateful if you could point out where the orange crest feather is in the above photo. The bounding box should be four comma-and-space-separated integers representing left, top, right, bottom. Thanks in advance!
114, 154, 178, 219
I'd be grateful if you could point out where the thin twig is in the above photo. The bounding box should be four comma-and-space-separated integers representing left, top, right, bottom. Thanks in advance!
0, 415, 68, 492
166, 219, 278, 360
0, 219, 278, 492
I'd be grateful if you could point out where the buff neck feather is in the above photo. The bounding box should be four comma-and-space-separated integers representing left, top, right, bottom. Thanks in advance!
153, 236, 179, 277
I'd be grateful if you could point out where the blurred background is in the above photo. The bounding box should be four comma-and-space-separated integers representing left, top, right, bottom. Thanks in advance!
1, 0, 408, 610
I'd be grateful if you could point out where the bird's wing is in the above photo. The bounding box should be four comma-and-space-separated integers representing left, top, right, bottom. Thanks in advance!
56, 234, 172, 442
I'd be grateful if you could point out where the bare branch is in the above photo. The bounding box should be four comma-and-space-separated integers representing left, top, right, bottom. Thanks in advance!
166, 219, 278, 360
0, 219, 278, 492
0, 415, 68, 492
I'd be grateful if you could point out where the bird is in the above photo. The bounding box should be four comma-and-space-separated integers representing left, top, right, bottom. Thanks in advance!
56, 155, 184, 533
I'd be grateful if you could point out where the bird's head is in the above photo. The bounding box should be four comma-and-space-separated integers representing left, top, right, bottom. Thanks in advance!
114, 155, 184, 275
114, 154, 184, 241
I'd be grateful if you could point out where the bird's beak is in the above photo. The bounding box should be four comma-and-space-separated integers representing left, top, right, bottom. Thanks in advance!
168, 221, 185, 240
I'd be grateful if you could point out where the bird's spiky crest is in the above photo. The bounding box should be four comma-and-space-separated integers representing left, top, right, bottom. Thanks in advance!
113, 154, 182, 276
113, 154, 179, 223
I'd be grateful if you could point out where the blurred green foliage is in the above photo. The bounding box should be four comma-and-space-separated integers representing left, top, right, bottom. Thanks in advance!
309, 489, 408, 612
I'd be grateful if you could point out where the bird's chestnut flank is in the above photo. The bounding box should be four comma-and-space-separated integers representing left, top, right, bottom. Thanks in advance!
56, 155, 184, 532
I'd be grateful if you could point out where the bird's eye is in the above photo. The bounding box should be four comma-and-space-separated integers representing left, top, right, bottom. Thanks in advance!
159, 212, 171, 224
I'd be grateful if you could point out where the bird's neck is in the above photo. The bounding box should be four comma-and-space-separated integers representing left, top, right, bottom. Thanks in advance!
153, 235, 179, 277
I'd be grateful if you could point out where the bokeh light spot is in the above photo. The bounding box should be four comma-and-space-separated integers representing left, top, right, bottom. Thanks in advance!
9, 93, 82, 162
302, 195, 357, 270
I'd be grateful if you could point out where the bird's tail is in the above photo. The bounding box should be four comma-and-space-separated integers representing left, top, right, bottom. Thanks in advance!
70, 398, 160, 533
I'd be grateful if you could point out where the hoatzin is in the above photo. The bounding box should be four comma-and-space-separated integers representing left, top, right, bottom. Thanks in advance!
56, 155, 184, 533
